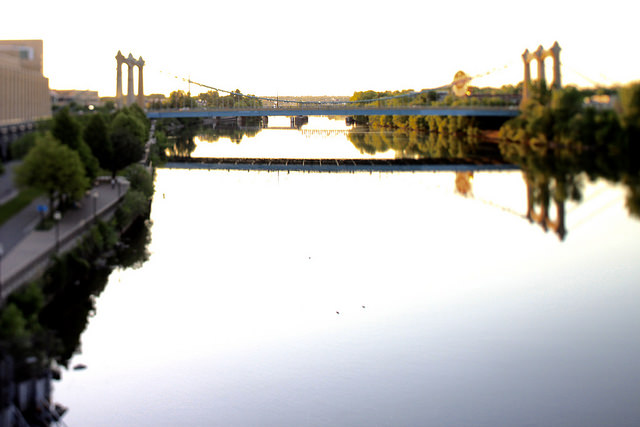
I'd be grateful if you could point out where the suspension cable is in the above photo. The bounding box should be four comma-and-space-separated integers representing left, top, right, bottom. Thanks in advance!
160, 62, 513, 107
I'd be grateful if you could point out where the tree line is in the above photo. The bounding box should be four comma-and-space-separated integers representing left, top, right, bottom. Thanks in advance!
8, 104, 154, 220
149, 89, 263, 109
348, 84, 522, 132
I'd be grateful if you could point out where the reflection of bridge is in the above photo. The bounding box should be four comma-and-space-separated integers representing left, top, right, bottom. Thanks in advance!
163, 156, 519, 173
147, 106, 519, 119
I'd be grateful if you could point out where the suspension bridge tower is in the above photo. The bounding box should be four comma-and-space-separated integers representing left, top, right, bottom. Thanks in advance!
115, 51, 145, 109
521, 42, 561, 107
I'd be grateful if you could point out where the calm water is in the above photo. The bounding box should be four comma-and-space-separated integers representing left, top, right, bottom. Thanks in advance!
55, 117, 640, 426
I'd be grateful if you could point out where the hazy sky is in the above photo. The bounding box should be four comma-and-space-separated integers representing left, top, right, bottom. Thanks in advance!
2, 0, 637, 96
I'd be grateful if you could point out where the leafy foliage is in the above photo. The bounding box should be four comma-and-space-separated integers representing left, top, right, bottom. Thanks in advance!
107, 109, 147, 177
52, 107, 99, 181
14, 133, 89, 213
124, 164, 154, 198
83, 113, 111, 170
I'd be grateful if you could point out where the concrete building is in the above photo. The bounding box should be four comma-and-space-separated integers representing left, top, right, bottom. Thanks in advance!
0, 40, 51, 125
0, 40, 52, 158
50, 89, 100, 110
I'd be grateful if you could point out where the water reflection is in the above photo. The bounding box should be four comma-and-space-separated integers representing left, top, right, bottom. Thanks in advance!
157, 116, 639, 241
55, 167, 640, 427
41, 219, 151, 366
161, 116, 503, 162
0, 219, 151, 425
499, 140, 640, 239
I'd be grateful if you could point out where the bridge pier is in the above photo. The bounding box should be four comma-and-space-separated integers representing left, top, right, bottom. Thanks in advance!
290, 115, 308, 129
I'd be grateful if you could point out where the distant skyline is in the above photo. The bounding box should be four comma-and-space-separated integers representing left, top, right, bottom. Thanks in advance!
2, 0, 638, 97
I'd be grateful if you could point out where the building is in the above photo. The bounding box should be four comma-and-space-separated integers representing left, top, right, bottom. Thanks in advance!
0, 40, 52, 158
51, 89, 100, 110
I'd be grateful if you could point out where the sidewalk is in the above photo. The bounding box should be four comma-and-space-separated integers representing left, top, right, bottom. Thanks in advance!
0, 178, 130, 300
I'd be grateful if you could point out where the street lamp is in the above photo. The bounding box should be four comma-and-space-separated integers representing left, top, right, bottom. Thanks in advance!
53, 211, 62, 252
93, 191, 99, 223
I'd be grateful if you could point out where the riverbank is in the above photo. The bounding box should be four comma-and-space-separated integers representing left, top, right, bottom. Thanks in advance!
0, 177, 130, 300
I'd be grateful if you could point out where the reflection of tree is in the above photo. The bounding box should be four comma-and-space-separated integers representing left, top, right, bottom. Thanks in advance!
158, 117, 262, 154
346, 127, 490, 160
38, 220, 151, 366
501, 114, 640, 224
198, 122, 261, 145
499, 138, 640, 240
156, 118, 199, 158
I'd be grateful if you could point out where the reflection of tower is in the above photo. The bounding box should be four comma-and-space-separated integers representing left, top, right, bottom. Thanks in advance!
455, 172, 474, 197
525, 174, 566, 240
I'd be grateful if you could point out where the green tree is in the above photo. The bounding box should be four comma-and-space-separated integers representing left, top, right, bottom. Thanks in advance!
127, 104, 151, 141
107, 110, 146, 177
15, 134, 89, 213
83, 113, 112, 170
51, 107, 99, 181
124, 163, 154, 198
52, 107, 82, 150
0, 304, 28, 341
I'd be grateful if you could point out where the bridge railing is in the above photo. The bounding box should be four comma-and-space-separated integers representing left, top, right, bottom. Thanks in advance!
146, 105, 521, 119
147, 105, 521, 113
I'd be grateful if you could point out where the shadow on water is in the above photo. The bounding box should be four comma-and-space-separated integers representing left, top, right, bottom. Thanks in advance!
0, 218, 151, 425
39, 218, 151, 365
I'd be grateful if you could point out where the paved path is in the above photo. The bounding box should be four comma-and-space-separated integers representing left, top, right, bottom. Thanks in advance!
0, 177, 129, 300
0, 161, 20, 204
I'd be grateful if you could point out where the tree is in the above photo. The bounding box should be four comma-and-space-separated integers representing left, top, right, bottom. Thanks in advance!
83, 113, 112, 170
127, 104, 151, 142
52, 107, 82, 150
15, 133, 89, 213
107, 110, 146, 177
124, 163, 154, 198
52, 107, 99, 181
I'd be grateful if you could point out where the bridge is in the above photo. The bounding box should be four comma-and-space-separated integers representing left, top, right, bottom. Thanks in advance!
163, 156, 519, 173
147, 105, 520, 119
121, 41, 562, 122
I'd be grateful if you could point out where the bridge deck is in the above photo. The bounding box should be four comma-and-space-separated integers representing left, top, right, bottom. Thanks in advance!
148, 106, 520, 119
163, 157, 519, 172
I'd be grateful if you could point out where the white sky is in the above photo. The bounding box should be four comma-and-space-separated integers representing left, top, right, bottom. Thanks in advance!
2, 0, 637, 97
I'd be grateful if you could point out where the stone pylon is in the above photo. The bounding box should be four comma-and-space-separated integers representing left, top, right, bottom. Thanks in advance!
137, 56, 145, 108
520, 42, 561, 108
115, 51, 145, 108
115, 51, 125, 108
126, 53, 135, 107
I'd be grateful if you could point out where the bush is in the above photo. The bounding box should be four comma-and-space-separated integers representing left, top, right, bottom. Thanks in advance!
124, 164, 154, 198
116, 190, 150, 231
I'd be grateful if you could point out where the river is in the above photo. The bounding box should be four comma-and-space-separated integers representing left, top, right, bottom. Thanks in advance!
54, 116, 640, 426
